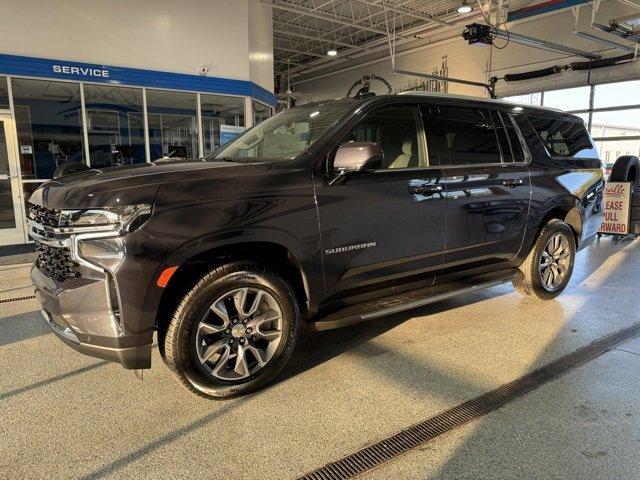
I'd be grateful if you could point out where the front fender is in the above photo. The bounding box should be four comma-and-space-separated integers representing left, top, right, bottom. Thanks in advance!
140, 226, 323, 331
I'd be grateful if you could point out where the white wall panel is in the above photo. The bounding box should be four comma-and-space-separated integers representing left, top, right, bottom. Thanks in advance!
0, 0, 273, 89
295, 36, 490, 101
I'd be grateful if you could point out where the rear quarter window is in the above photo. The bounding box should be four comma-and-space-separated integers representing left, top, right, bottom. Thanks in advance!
526, 115, 597, 158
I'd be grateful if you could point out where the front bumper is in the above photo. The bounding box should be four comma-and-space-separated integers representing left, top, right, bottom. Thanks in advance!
32, 265, 152, 369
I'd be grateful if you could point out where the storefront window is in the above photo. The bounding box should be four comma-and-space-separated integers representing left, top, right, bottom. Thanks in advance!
594, 80, 640, 109
11, 78, 85, 180
146, 89, 198, 160
252, 101, 272, 125
593, 139, 640, 172
84, 85, 145, 167
201, 94, 245, 154
0, 122, 16, 228
591, 109, 640, 132
0, 77, 9, 109
543, 86, 590, 112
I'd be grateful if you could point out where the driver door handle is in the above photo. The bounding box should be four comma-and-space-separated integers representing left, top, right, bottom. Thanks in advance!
502, 178, 524, 188
409, 185, 442, 195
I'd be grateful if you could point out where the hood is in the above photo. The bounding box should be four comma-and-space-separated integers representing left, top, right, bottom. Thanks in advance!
29, 159, 273, 209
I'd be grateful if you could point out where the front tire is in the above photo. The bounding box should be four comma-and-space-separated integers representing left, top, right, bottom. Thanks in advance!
513, 219, 576, 300
163, 262, 299, 399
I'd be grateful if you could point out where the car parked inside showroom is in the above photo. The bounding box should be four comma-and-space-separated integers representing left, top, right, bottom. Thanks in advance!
28, 92, 605, 398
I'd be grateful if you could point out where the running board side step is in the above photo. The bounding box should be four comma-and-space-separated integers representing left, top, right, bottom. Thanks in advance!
310, 269, 517, 331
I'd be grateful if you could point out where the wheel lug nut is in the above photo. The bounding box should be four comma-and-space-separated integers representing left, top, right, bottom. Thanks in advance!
229, 339, 234, 344
243, 319, 248, 324
246, 327, 252, 333
240, 338, 245, 344
232, 319, 237, 324
225, 329, 230, 334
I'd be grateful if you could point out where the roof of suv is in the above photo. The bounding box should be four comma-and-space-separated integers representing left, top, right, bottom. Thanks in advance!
304, 92, 578, 120
396, 91, 565, 113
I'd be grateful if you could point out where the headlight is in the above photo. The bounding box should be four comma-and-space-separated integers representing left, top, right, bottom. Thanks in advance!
59, 204, 151, 233
78, 237, 125, 271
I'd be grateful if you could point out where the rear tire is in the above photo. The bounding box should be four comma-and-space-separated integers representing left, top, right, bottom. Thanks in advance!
513, 219, 576, 300
163, 262, 299, 399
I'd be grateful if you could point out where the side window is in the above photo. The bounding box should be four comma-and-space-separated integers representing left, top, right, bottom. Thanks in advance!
501, 113, 525, 163
421, 106, 502, 166
513, 114, 539, 152
342, 105, 426, 169
491, 111, 515, 162
527, 115, 596, 158
493, 111, 525, 163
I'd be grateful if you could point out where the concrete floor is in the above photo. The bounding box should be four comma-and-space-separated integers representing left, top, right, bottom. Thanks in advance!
0, 237, 639, 479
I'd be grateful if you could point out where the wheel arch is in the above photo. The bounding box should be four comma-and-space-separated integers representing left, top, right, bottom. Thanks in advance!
154, 240, 313, 354
538, 203, 583, 246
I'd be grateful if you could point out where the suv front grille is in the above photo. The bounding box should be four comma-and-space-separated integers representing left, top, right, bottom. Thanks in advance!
35, 241, 81, 282
28, 204, 61, 228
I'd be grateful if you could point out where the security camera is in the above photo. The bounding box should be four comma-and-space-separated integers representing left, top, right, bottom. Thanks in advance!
198, 65, 210, 76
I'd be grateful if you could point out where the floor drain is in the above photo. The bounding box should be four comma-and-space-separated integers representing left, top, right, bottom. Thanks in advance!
0, 295, 36, 304
298, 322, 640, 480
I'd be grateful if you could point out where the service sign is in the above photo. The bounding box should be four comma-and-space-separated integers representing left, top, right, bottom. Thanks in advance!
599, 182, 632, 234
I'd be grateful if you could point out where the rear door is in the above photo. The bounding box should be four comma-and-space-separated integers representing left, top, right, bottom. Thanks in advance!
420, 104, 531, 269
315, 103, 446, 302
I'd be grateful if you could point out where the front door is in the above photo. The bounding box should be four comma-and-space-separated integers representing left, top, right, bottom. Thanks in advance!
316, 104, 446, 304
0, 114, 26, 245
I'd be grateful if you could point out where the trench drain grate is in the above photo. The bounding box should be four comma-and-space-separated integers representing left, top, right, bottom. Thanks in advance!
298, 322, 640, 480
0, 295, 36, 304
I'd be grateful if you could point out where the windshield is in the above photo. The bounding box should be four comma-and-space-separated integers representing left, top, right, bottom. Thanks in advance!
208, 100, 356, 161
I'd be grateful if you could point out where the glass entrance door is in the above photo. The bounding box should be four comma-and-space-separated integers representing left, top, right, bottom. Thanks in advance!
0, 114, 26, 245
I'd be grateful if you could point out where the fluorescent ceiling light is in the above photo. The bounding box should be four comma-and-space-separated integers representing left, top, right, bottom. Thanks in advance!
327, 48, 338, 57
457, 1, 472, 13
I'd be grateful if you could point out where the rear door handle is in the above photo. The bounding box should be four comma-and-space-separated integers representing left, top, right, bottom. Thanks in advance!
409, 185, 442, 195
502, 179, 524, 188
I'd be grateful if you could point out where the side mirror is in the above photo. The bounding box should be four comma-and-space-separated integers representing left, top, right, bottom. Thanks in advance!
333, 141, 383, 173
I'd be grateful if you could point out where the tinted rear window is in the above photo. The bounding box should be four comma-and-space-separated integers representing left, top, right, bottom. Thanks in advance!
422, 106, 502, 166
527, 116, 595, 158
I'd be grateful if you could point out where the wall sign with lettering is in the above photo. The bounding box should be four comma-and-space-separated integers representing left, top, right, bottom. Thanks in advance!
599, 182, 632, 234
52, 64, 109, 78
0, 52, 277, 106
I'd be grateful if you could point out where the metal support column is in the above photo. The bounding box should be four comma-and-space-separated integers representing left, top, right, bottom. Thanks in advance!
79, 83, 91, 167
142, 89, 151, 163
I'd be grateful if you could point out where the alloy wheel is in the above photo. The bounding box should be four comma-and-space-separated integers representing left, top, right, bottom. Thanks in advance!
539, 233, 571, 291
195, 287, 283, 381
